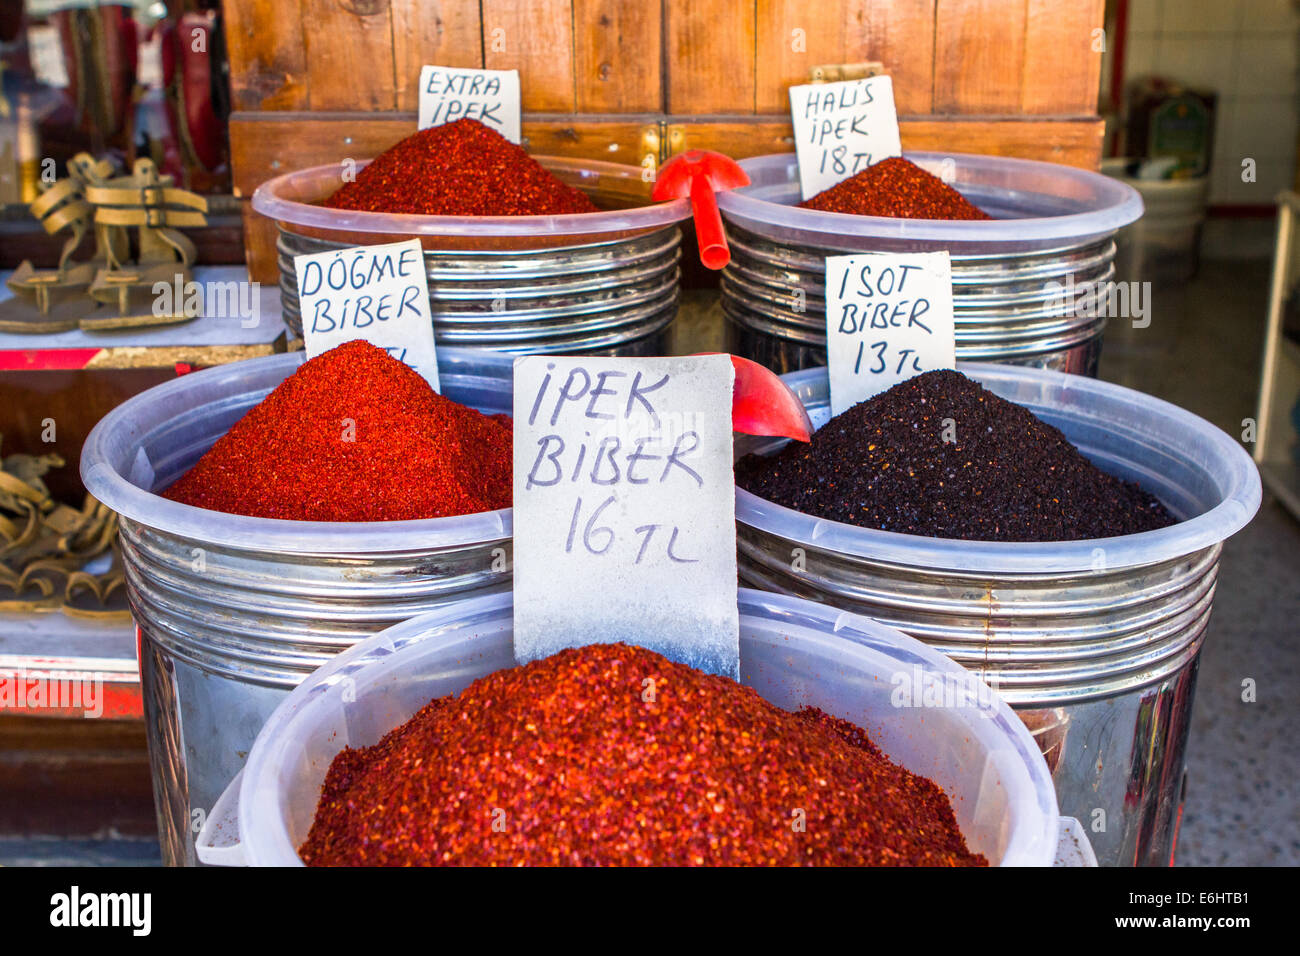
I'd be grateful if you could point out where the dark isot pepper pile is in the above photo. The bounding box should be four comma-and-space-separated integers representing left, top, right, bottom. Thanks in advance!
300, 641, 986, 867
736, 368, 1175, 542
324, 118, 599, 216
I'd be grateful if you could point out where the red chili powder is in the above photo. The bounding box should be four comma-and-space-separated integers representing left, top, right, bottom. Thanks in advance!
799, 156, 991, 220
299, 642, 987, 866
324, 118, 599, 216
163, 340, 512, 521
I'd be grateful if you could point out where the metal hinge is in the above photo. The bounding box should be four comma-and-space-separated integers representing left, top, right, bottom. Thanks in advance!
809, 61, 885, 83
643, 121, 692, 170
640, 124, 661, 180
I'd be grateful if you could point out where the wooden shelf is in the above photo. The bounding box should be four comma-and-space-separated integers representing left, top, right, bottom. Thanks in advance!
0, 610, 140, 719
0, 265, 286, 502
0, 266, 285, 371
1255, 192, 1300, 519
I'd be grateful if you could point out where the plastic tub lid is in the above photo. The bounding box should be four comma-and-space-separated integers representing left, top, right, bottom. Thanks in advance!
81, 347, 516, 554
236, 588, 1060, 866
252, 156, 691, 239
718, 151, 1144, 253
735, 362, 1261, 574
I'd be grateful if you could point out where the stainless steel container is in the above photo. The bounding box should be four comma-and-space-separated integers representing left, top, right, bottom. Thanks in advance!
253, 157, 690, 356
717, 152, 1144, 375
734, 364, 1260, 866
82, 348, 516, 866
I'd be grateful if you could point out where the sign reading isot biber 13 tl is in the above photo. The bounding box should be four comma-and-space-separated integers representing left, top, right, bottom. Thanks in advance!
824, 251, 956, 416
418, 65, 521, 143
512, 355, 740, 678
788, 74, 903, 200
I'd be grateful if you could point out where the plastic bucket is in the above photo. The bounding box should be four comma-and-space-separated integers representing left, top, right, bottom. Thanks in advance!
1102, 160, 1208, 284
81, 347, 516, 866
253, 157, 690, 354
734, 363, 1260, 866
717, 152, 1144, 375
196, 589, 1067, 867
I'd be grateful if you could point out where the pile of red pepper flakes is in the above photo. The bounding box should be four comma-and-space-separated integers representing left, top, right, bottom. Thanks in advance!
799, 156, 992, 220
324, 118, 600, 216
299, 642, 987, 866
163, 340, 512, 522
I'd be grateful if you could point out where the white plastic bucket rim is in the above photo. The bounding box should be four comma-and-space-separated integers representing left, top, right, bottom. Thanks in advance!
736, 362, 1261, 574
206, 588, 1064, 867
252, 157, 691, 238
81, 348, 516, 554
718, 151, 1144, 247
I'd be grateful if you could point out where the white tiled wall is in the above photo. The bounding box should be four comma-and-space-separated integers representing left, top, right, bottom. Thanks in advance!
1111, 0, 1299, 204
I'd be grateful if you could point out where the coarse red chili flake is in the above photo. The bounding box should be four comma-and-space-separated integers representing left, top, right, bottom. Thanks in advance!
162, 340, 512, 521
299, 642, 987, 867
324, 118, 600, 216
800, 156, 991, 220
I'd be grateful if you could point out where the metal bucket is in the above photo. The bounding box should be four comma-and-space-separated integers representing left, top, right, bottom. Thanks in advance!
81, 348, 516, 866
734, 364, 1260, 866
253, 157, 689, 355
717, 152, 1144, 375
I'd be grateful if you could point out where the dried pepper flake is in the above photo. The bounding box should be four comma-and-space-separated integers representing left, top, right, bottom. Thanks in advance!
163, 340, 512, 522
324, 118, 599, 217
299, 642, 986, 867
800, 156, 992, 220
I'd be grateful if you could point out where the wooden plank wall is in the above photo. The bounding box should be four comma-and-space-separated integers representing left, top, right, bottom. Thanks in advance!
225, 0, 1102, 117
223, 0, 1107, 280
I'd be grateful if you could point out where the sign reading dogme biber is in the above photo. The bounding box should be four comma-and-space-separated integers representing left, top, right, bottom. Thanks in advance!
788, 75, 903, 200
824, 251, 956, 416
295, 238, 440, 391
512, 355, 740, 678
418, 65, 521, 143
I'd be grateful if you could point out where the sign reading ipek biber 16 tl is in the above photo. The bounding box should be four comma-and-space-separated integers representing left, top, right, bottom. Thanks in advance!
512, 355, 740, 678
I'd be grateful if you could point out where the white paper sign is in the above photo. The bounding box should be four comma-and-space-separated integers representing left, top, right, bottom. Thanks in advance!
825, 251, 955, 415
788, 75, 903, 200
418, 65, 521, 143
295, 238, 440, 391
512, 355, 740, 677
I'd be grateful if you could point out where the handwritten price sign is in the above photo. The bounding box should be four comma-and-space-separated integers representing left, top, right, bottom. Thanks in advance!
418, 65, 521, 142
788, 75, 903, 200
295, 238, 439, 391
512, 355, 739, 677
824, 251, 955, 414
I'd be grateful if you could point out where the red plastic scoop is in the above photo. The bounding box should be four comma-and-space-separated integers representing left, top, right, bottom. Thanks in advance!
720, 354, 813, 442
653, 150, 750, 270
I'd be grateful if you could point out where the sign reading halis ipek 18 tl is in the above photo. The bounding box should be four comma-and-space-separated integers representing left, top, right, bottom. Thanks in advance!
788, 74, 903, 200
512, 355, 740, 678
